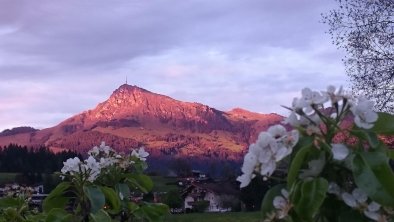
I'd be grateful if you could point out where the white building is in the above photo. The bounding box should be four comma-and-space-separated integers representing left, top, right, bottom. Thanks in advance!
182, 182, 238, 212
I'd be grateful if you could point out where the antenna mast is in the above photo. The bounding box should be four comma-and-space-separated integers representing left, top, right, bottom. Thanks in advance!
126, 76, 128, 85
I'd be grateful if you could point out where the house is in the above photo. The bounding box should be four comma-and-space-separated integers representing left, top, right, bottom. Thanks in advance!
177, 170, 212, 187
181, 181, 239, 212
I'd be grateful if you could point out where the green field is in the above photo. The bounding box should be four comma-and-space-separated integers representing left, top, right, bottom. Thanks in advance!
0, 173, 19, 184
150, 176, 178, 192
163, 212, 262, 222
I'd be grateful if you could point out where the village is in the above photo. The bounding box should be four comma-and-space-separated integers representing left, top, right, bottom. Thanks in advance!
0, 170, 241, 214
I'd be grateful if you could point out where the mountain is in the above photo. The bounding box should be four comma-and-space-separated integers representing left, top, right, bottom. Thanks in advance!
0, 84, 283, 163
0, 127, 38, 136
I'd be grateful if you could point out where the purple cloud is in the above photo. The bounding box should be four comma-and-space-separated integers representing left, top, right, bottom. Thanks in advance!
0, 0, 348, 131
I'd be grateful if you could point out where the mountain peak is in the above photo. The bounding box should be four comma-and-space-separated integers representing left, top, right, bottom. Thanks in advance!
0, 84, 285, 163
115, 84, 151, 94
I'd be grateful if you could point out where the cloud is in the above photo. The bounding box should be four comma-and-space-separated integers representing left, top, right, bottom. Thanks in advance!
0, 0, 347, 131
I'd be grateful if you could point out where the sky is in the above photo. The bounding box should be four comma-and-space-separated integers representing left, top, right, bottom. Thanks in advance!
0, 0, 348, 131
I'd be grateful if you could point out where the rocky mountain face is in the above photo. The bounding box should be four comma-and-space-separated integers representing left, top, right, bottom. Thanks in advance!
0, 84, 283, 163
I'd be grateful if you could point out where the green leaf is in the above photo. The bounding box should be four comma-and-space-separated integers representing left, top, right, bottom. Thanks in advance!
291, 178, 328, 221
89, 209, 111, 222
290, 136, 314, 158
84, 186, 105, 214
287, 144, 312, 188
371, 112, 394, 135
115, 183, 130, 209
0, 197, 24, 209
45, 208, 74, 222
127, 202, 139, 213
338, 210, 368, 222
26, 213, 47, 222
260, 184, 287, 219
125, 174, 153, 193
352, 151, 394, 206
139, 203, 169, 222
387, 149, 394, 160
43, 182, 71, 213
100, 186, 121, 215
115, 183, 130, 200
2, 207, 24, 221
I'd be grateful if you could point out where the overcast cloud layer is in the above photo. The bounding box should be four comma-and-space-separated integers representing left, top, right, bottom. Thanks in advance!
0, 0, 347, 131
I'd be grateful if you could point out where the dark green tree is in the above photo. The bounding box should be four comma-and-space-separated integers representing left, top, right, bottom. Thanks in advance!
164, 189, 183, 209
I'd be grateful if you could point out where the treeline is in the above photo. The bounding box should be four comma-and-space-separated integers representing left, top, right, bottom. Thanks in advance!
0, 144, 81, 173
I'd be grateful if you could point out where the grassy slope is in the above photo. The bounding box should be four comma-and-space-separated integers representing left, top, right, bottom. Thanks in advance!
150, 176, 178, 192
0, 173, 19, 185
163, 212, 262, 222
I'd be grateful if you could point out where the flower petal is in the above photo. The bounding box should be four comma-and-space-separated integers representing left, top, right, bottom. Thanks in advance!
273, 196, 287, 209
342, 192, 358, 208
331, 144, 349, 161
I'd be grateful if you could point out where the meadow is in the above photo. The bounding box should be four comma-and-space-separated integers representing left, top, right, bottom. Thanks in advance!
163, 212, 262, 222
0, 173, 19, 184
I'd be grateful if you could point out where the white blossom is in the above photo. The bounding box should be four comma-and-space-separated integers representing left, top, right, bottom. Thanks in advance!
283, 112, 300, 127
352, 188, 368, 203
331, 144, 350, 161
281, 130, 299, 151
131, 147, 149, 161
61, 157, 81, 175
267, 125, 287, 139
363, 202, 384, 222
299, 157, 325, 179
273, 147, 288, 162
99, 157, 118, 168
273, 196, 287, 210
273, 189, 291, 219
248, 143, 261, 157
99, 141, 113, 155
84, 156, 101, 182
327, 182, 341, 196
238, 125, 299, 188
88, 141, 114, 157
341, 188, 385, 221
350, 97, 378, 129
260, 159, 276, 176
342, 192, 358, 208
342, 188, 368, 208
241, 152, 258, 175
293, 88, 328, 111
324, 85, 351, 104
283, 111, 319, 128
257, 132, 274, 148
258, 148, 273, 164
88, 146, 99, 156
367, 202, 381, 212
237, 173, 255, 188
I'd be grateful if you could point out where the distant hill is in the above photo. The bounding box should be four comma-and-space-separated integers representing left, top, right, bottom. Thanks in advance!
0, 127, 38, 137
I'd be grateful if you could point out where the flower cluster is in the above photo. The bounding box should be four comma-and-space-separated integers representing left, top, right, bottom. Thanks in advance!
328, 183, 390, 221
285, 85, 378, 130
237, 85, 393, 222
272, 189, 292, 219
2, 184, 35, 199
60, 156, 100, 182
237, 124, 299, 188
60, 142, 149, 182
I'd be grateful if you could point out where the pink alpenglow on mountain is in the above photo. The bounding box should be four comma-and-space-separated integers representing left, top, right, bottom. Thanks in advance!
0, 84, 284, 161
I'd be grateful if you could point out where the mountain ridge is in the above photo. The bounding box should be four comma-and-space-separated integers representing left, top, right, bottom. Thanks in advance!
0, 84, 284, 161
